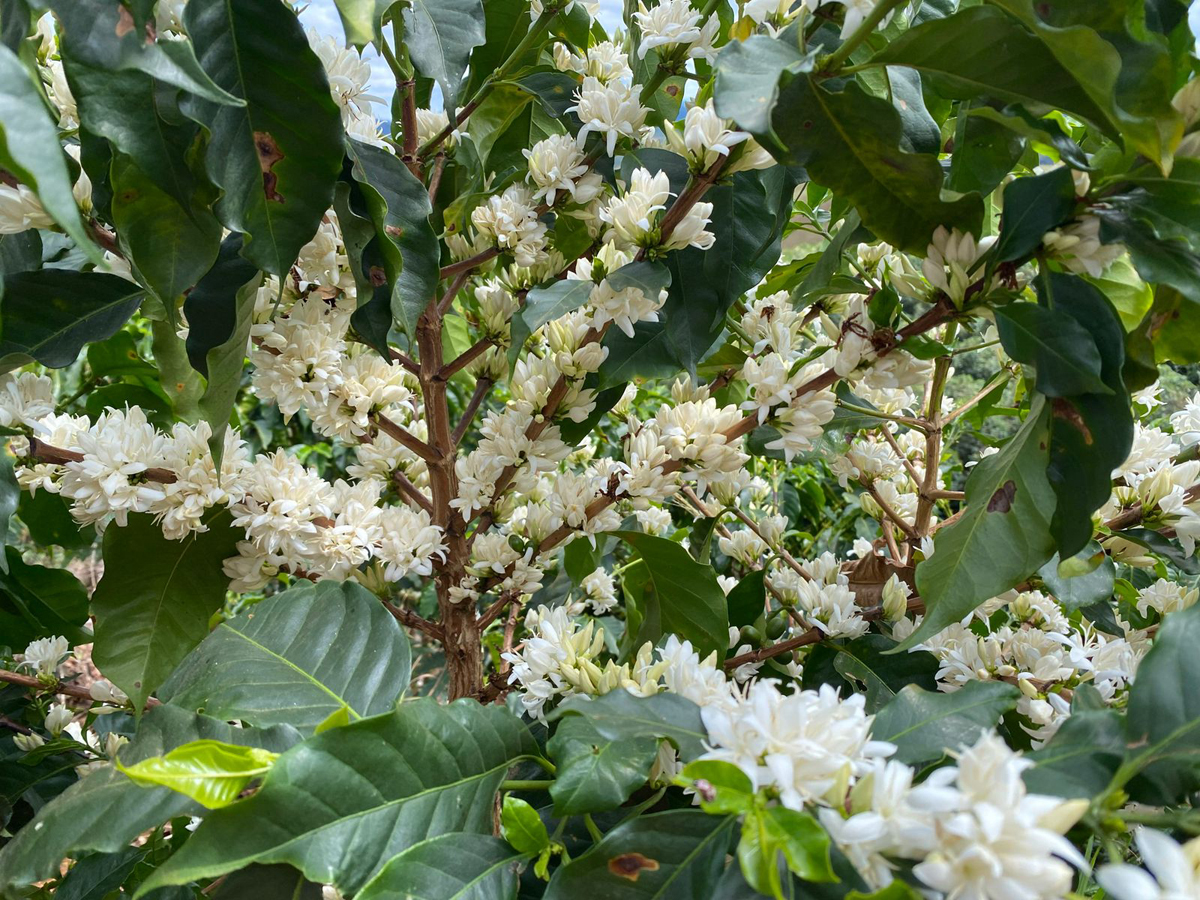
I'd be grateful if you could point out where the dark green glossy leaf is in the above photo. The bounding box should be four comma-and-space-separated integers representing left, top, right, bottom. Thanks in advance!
0, 270, 143, 374
0, 705, 300, 897
0, 546, 90, 647
551, 690, 707, 762
1041, 273, 1133, 557
347, 137, 441, 338
993, 302, 1110, 397
871, 5, 1116, 134
17, 490, 95, 550
828, 635, 939, 713
357, 834, 527, 900
1118, 607, 1200, 801
1038, 541, 1115, 612
136, 699, 538, 897
403, 0, 485, 112
989, 0, 1182, 172
109, 154, 221, 308
1023, 707, 1124, 799
183, 232, 260, 376
872, 681, 1020, 764
544, 809, 736, 900
161, 580, 412, 735
611, 530, 728, 661
547, 715, 658, 816
993, 166, 1077, 263
51, 0, 241, 106
727, 569, 766, 629
510, 278, 595, 370
54, 848, 145, 900
91, 511, 242, 711
770, 76, 981, 252
182, 0, 344, 275
213, 864, 322, 900
897, 397, 1056, 649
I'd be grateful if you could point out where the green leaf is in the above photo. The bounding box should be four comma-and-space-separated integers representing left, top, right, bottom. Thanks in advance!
544, 809, 736, 899
993, 166, 1077, 264
1023, 707, 1124, 799
181, 0, 344, 275
50, 0, 242, 107
870, 5, 1116, 135
1086, 256, 1152, 331
0, 545, 90, 647
403, 0, 486, 112
770, 76, 981, 252
0, 44, 101, 262
871, 681, 1020, 765
501, 795, 550, 853
17, 490, 95, 550
1121, 602, 1200, 800
0, 705, 300, 897
346, 138, 441, 338
1096, 208, 1200, 306
212, 864, 322, 900
551, 690, 708, 762
118, 739, 279, 809
1041, 273, 1133, 557
987, 0, 1182, 173
109, 154, 221, 308
896, 397, 1056, 650
547, 715, 658, 816
151, 317, 204, 422
183, 232, 261, 376
54, 849, 145, 900
509, 278, 594, 370
1037, 541, 1114, 612
198, 273, 257, 460
0, 270, 143, 373
160, 580, 413, 736
657, 168, 796, 375
91, 511, 242, 711
727, 569, 766, 629
827, 635, 939, 713
59, 50, 204, 216
677, 760, 755, 815
993, 303, 1110, 397
610, 530, 729, 661
0, 449, 17, 573
738, 806, 834, 899
357, 834, 528, 900
713, 34, 814, 134
135, 699, 538, 897
332, 0, 392, 47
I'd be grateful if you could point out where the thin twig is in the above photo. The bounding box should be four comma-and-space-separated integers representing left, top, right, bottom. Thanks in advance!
371, 412, 439, 463
392, 468, 434, 514
452, 377, 494, 446
440, 337, 494, 381
381, 600, 444, 640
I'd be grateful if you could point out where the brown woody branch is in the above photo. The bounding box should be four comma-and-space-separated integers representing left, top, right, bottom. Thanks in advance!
371, 412, 439, 464
28, 437, 178, 483
453, 377, 494, 446
381, 600, 444, 640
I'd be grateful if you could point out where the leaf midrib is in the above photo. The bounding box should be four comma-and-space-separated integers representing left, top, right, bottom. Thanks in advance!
220, 623, 358, 717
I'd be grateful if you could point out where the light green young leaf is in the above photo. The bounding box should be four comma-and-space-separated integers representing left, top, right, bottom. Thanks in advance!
501, 795, 550, 854
118, 739, 279, 809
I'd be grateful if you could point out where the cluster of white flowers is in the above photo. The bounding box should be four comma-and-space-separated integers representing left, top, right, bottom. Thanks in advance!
634, 0, 718, 62
742, 0, 894, 38
906, 587, 1149, 744
562, 43, 652, 156
306, 27, 389, 148
821, 731, 1085, 897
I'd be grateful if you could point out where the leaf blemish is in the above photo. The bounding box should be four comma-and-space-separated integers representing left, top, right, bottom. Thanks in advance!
115, 6, 135, 37
608, 853, 659, 881
987, 480, 1017, 513
254, 131, 286, 203
1052, 398, 1093, 445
